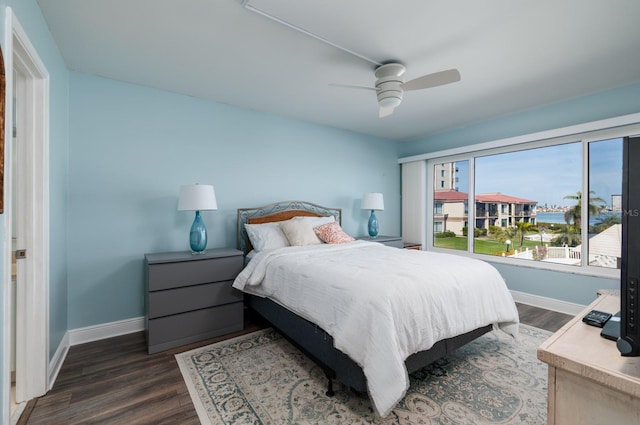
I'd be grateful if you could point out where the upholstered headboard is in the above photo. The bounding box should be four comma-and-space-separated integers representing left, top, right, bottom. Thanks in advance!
237, 200, 342, 253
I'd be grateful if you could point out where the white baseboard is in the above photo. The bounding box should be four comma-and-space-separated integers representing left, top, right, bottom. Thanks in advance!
511, 290, 586, 316
47, 317, 144, 390
68, 316, 145, 346
48, 332, 69, 391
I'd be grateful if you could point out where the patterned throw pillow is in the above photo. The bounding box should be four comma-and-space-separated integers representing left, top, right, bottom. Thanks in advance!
313, 222, 355, 244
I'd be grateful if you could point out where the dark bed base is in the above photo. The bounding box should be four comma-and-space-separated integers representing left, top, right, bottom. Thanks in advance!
247, 294, 492, 394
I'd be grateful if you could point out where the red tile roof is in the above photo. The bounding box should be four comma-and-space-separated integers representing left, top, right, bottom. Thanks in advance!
434, 190, 537, 204
476, 193, 537, 204
434, 190, 468, 201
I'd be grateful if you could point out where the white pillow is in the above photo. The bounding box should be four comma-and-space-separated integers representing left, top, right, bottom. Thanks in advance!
244, 222, 290, 251
279, 218, 323, 246
291, 215, 335, 227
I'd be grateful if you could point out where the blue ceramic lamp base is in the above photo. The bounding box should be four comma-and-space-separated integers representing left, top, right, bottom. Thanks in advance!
189, 210, 208, 254
368, 210, 379, 238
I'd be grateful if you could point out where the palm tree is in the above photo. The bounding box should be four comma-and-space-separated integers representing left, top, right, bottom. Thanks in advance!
563, 190, 606, 228
514, 221, 536, 248
551, 232, 582, 248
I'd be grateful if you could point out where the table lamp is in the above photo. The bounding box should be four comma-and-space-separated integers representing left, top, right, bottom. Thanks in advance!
178, 184, 218, 254
361, 192, 384, 237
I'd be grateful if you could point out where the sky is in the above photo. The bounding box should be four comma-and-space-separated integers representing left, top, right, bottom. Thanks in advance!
452, 138, 622, 208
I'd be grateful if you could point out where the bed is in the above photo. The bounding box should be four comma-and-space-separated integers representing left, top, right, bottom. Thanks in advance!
233, 200, 520, 417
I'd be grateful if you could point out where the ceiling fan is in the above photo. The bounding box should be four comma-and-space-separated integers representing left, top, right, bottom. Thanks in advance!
239, 3, 461, 118
332, 63, 461, 118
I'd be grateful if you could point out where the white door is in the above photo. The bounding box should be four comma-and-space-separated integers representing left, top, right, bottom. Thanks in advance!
9, 68, 22, 422
12, 62, 29, 406
2, 10, 50, 424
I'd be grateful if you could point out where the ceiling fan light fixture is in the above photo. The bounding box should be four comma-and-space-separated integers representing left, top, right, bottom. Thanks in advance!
378, 96, 402, 109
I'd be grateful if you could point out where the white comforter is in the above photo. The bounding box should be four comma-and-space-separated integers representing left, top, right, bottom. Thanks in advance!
233, 240, 519, 417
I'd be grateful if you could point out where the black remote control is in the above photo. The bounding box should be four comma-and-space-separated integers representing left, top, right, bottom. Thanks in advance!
582, 310, 612, 327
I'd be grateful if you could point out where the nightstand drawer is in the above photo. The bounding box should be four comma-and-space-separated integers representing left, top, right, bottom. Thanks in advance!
148, 255, 243, 291
148, 280, 242, 319
144, 248, 245, 353
147, 303, 243, 353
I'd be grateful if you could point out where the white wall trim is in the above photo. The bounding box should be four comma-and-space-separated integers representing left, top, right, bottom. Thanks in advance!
68, 317, 145, 346
46, 317, 144, 390
47, 332, 68, 391
511, 290, 585, 316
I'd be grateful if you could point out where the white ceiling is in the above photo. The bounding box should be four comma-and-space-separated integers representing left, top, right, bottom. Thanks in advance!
37, 0, 640, 141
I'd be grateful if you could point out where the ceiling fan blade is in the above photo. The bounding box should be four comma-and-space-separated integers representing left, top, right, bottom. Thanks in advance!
379, 105, 395, 118
401, 68, 461, 91
329, 83, 376, 91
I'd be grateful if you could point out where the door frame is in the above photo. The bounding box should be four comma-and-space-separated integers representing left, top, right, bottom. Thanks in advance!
1, 7, 50, 423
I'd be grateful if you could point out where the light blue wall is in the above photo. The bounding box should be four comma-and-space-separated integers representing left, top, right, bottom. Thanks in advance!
67, 72, 400, 329
1, 2, 637, 419
494, 263, 616, 306
398, 82, 640, 157
398, 82, 640, 306
0, 0, 69, 420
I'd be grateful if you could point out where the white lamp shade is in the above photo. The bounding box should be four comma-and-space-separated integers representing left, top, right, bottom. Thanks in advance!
361, 192, 384, 210
177, 184, 218, 211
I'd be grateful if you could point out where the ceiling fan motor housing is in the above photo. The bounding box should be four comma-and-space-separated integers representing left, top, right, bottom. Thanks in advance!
375, 63, 406, 108
376, 83, 403, 108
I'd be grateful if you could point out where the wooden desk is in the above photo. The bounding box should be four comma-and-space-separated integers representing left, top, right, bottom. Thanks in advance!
537, 294, 640, 424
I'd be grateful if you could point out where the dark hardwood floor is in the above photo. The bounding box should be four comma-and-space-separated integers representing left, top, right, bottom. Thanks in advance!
19, 304, 573, 425
516, 302, 574, 333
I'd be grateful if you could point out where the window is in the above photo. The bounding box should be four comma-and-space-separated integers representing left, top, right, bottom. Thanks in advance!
474, 143, 582, 265
412, 120, 640, 276
433, 160, 469, 251
587, 138, 622, 269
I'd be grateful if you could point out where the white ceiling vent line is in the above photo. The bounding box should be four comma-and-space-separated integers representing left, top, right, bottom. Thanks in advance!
240, 0, 381, 67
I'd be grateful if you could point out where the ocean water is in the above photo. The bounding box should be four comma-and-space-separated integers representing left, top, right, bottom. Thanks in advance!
536, 211, 620, 226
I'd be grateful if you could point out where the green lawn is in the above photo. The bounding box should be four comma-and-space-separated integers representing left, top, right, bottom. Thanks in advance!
434, 236, 468, 250
434, 236, 544, 255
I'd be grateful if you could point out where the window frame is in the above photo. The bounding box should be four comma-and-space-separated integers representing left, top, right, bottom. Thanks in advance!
408, 116, 640, 279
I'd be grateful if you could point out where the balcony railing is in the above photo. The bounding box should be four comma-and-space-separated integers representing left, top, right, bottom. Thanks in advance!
504, 246, 616, 268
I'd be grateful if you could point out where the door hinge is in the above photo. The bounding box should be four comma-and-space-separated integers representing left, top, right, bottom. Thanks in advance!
15, 249, 26, 259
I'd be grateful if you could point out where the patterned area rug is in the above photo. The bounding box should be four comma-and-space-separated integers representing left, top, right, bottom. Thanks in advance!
175, 325, 550, 425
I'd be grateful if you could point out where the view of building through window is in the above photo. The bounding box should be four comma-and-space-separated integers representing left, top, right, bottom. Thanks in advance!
433, 161, 468, 251
432, 138, 623, 269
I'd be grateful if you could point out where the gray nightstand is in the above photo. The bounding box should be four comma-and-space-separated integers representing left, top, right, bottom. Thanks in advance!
357, 235, 403, 248
144, 248, 244, 354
